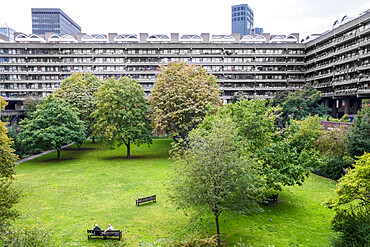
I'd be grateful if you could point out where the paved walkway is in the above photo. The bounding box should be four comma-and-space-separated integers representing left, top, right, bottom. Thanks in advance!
16, 143, 75, 164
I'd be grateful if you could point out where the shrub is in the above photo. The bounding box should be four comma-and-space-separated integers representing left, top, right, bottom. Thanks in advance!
315, 155, 354, 180
330, 205, 370, 247
0, 223, 56, 247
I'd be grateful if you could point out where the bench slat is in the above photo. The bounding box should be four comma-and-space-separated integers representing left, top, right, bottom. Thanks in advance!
87, 230, 122, 241
136, 195, 156, 206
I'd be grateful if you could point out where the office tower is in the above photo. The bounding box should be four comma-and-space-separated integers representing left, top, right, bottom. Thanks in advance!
31, 8, 81, 35
232, 4, 254, 35
251, 27, 264, 35
0, 26, 16, 41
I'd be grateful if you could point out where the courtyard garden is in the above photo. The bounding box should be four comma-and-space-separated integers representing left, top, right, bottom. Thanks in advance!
13, 139, 337, 246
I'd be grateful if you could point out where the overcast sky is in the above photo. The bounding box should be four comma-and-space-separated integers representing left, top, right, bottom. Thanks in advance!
1, 0, 369, 40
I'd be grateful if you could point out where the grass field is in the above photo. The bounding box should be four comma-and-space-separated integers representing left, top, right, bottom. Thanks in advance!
13, 139, 337, 246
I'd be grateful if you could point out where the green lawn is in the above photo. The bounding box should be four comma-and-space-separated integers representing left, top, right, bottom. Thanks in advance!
14, 139, 337, 246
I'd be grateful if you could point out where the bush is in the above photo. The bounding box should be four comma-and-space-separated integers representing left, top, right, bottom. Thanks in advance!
330, 206, 370, 247
0, 223, 56, 247
315, 155, 354, 180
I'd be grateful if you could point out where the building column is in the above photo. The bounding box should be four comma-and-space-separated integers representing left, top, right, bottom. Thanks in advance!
344, 98, 351, 115
332, 100, 337, 118
325, 99, 330, 108
352, 99, 359, 114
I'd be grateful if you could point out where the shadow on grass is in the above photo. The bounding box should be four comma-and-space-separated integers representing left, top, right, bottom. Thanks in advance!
101, 156, 145, 160
41, 157, 76, 163
62, 147, 97, 151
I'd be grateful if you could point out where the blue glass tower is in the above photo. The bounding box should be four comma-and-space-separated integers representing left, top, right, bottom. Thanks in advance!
32, 8, 81, 35
232, 4, 254, 36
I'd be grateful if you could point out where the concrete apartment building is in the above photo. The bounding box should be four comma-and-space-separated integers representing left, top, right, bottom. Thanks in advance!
0, 11, 369, 120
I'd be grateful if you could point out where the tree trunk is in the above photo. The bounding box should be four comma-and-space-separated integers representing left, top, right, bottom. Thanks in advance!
57, 149, 61, 160
214, 212, 221, 247
126, 141, 130, 158
92, 136, 95, 143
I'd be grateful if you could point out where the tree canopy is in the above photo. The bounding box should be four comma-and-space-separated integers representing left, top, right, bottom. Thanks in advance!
148, 62, 221, 141
17, 96, 86, 159
226, 99, 276, 152
0, 98, 18, 178
325, 152, 370, 208
285, 115, 324, 153
0, 97, 19, 227
344, 106, 370, 158
273, 86, 329, 125
93, 76, 152, 158
53, 73, 101, 141
172, 113, 264, 246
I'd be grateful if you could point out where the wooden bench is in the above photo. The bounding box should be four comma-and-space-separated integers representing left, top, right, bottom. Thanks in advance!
136, 195, 156, 206
87, 230, 122, 241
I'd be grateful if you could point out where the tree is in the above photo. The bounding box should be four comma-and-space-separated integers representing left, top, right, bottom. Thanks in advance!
172, 114, 264, 246
0, 178, 19, 227
285, 115, 324, 153
315, 127, 348, 157
324, 153, 370, 246
325, 152, 370, 208
93, 76, 152, 158
226, 99, 277, 153
0, 97, 19, 227
0, 98, 18, 178
17, 96, 86, 159
257, 139, 322, 192
344, 106, 370, 158
273, 86, 330, 125
22, 97, 43, 118
53, 73, 101, 142
148, 62, 221, 142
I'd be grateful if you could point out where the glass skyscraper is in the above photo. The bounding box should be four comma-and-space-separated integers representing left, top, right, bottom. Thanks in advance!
0, 27, 16, 41
232, 4, 254, 36
31, 8, 81, 35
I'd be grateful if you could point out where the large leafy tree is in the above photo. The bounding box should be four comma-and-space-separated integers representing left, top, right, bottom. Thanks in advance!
285, 115, 324, 153
325, 152, 370, 208
17, 96, 86, 159
148, 62, 221, 141
226, 99, 276, 153
0, 97, 19, 227
324, 153, 370, 246
316, 127, 348, 157
53, 73, 101, 142
0, 98, 18, 178
274, 86, 329, 125
93, 76, 152, 158
344, 106, 370, 158
172, 113, 264, 246
257, 139, 322, 191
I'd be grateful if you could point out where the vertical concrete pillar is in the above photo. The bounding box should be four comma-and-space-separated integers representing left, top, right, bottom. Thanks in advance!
352, 99, 359, 114
344, 98, 351, 114
332, 100, 337, 118
325, 99, 330, 108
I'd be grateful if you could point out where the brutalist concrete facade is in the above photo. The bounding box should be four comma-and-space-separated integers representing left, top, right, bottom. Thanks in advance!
0, 11, 369, 118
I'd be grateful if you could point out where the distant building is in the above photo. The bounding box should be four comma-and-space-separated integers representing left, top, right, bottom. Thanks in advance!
31, 8, 81, 35
232, 4, 254, 36
251, 27, 264, 35
0, 27, 16, 41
